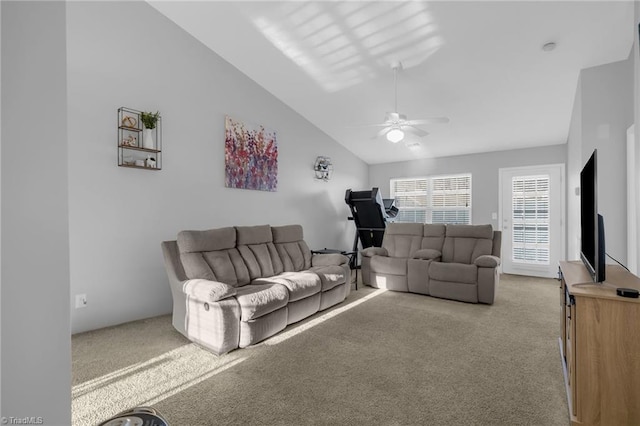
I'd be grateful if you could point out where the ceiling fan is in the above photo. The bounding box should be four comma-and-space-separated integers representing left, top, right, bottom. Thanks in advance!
370, 61, 449, 144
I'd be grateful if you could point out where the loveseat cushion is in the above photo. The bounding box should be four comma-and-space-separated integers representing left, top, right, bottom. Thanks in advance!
361, 247, 388, 258
272, 225, 312, 272
370, 256, 407, 276
441, 224, 494, 264
382, 223, 424, 258
309, 265, 347, 291
177, 228, 251, 286
474, 255, 501, 268
422, 224, 446, 250
413, 249, 441, 260
429, 262, 477, 284
183, 279, 237, 302
253, 271, 321, 302
235, 283, 289, 321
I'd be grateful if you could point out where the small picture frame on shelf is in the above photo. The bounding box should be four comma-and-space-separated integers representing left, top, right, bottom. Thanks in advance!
121, 115, 138, 129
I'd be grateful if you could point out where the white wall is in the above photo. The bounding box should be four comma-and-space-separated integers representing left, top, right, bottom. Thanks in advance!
566, 76, 583, 260
369, 144, 567, 232
1, 2, 71, 424
634, 1, 640, 271
67, 1, 368, 334
575, 57, 634, 265
0, 0, 3, 419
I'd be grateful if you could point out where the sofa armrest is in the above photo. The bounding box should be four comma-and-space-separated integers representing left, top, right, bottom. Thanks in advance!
474, 255, 501, 268
182, 279, 237, 302
413, 249, 442, 260
361, 247, 388, 257
312, 253, 349, 266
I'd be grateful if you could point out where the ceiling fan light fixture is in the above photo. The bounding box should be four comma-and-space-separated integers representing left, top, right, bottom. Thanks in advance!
386, 128, 404, 143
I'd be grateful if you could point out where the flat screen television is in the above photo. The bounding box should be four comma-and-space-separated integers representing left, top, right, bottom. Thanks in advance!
580, 149, 606, 282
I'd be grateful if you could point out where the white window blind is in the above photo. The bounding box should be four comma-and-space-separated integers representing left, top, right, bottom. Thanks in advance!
390, 174, 472, 224
511, 175, 550, 265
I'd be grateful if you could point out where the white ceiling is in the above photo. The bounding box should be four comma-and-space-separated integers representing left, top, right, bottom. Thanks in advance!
149, 1, 635, 165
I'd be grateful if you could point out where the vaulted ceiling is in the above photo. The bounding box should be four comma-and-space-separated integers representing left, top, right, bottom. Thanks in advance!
150, 1, 634, 164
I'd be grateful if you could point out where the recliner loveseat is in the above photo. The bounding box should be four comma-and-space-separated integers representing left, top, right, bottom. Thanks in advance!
361, 223, 501, 304
161, 224, 351, 355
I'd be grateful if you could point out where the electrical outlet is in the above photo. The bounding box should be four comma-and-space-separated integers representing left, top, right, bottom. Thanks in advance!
75, 294, 87, 309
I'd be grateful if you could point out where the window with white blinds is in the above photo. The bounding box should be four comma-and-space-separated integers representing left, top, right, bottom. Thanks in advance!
511, 175, 550, 265
390, 174, 471, 224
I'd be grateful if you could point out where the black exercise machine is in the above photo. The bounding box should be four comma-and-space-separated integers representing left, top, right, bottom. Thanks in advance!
345, 188, 398, 255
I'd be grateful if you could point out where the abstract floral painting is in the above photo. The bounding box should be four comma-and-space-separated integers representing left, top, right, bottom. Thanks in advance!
224, 116, 278, 192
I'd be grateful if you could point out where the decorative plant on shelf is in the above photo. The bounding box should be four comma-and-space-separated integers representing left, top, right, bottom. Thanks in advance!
140, 111, 160, 150
140, 111, 160, 129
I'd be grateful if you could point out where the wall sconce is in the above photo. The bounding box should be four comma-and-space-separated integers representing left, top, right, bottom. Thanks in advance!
314, 156, 333, 181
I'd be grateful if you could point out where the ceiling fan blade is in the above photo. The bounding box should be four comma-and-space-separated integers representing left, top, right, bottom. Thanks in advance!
403, 125, 429, 138
348, 122, 392, 128
364, 123, 394, 128
406, 117, 450, 125
372, 126, 392, 139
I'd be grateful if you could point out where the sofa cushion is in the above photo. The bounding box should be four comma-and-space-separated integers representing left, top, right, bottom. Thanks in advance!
236, 225, 285, 279
382, 223, 423, 258
183, 279, 237, 302
272, 224, 303, 243
236, 225, 273, 245
177, 228, 250, 286
272, 225, 312, 272
311, 253, 349, 267
238, 244, 283, 279
441, 225, 494, 264
177, 227, 236, 253
253, 271, 321, 302
370, 256, 407, 276
429, 262, 477, 284
235, 284, 289, 321
309, 265, 347, 291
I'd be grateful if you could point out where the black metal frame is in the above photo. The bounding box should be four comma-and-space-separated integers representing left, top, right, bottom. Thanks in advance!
345, 187, 390, 257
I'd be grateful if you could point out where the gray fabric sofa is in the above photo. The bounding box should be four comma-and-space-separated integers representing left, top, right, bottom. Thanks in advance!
161, 224, 351, 355
361, 223, 501, 304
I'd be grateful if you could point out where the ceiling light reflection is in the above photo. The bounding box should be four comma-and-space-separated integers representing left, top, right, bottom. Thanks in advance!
250, 2, 444, 92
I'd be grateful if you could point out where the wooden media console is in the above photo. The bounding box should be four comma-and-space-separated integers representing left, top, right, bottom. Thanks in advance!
559, 261, 640, 425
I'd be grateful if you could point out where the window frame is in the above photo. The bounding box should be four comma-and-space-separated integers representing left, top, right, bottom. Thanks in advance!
390, 173, 472, 225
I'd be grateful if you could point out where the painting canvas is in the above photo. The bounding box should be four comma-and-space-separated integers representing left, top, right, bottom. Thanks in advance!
225, 116, 278, 192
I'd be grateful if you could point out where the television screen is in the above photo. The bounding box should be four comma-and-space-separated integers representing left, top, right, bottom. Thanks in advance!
580, 149, 605, 282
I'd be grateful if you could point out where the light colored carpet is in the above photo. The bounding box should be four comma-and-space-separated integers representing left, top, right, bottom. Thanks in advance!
72, 274, 569, 426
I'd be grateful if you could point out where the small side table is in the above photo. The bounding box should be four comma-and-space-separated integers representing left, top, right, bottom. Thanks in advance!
312, 248, 359, 290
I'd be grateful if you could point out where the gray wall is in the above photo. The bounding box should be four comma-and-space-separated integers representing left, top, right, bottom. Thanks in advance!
567, 56, 634, 263
1, 2, 71, 424
369, 144, 567, 231
67, 1, 368, 334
